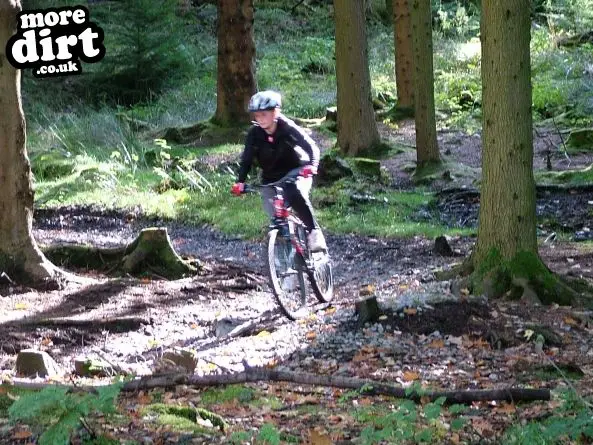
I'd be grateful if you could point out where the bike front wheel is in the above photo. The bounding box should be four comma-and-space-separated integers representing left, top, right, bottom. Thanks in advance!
310, 251, 334, 303
266, 229, 308, 320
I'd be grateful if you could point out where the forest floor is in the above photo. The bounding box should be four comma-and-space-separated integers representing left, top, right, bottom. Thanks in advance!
0, 123, 592, 444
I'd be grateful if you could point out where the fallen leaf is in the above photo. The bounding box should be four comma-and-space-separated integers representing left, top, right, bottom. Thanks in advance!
378, 315, 388, 321
13, 431, 32, 440
14, 302, 28, 310
359, 284, 376, 296
564, 316, 579, 326
305, 331, 317, 340
403, 307, 417, 316
324, 307, 336, 315
256, 330, 271, 337
429, 339, 445, 348
403, 370, 419, 381
495, 402, 516, 414
309, 429, 332, 445
472, 418, 494, 436
136, 392, 152, 405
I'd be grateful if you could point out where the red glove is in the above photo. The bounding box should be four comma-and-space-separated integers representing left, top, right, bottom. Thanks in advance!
300, 165, 317, 178
231, 183, 245, 196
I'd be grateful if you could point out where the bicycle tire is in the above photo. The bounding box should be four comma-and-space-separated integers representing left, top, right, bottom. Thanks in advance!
310, 252, 334, 303
266, 229, 309, 320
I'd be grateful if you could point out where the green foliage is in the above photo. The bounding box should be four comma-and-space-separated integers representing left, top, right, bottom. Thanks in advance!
87, 0, 194, 105
503, 390, 593, 444
432, 1, 480, 38
354, 396, 464, 445
257, 423, 281, 445
200, 385, 256, 407
542, 0, 593, 33
8, 384, 122, 445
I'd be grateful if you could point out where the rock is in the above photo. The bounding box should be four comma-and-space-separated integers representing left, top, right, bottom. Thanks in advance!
15, 349, 63, 378
317, 152, 353, 185
162, 348, 198, 374
566, 128, 593, 151
433, 236, 454, 256
355, 296, 382, 324
74, 357, 112, 377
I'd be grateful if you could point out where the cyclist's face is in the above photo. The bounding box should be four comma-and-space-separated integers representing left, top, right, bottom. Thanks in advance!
253, 109, 277, 130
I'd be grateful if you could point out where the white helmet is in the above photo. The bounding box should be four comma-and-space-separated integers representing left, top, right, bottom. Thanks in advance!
248, 90, 282, 112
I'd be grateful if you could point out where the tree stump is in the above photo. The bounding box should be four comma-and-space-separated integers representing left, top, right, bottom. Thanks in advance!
43, 227, 197, 280
355, 296, 382, 324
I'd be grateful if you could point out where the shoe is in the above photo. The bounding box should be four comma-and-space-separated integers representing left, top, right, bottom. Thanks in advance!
307, 229, 327, 252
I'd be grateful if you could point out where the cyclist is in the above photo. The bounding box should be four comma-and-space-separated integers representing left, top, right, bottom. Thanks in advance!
231, 90, 327, 252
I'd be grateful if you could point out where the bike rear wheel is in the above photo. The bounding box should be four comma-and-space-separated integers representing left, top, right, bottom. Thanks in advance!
266, 229, 308, 320
310, 252, 334, 303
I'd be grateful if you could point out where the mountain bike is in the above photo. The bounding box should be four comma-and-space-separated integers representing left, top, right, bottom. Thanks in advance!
242, 169, 333, 320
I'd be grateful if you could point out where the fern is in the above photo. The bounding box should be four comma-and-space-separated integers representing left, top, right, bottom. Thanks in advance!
8, 383, 122, 445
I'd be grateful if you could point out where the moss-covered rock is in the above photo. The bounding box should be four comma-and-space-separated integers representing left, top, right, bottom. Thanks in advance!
317, 151, 353, 185
31, 151, 76, 180
566, 128, 593, 151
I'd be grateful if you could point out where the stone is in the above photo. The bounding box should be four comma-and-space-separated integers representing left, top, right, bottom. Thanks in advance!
15, 349, 63, 378
162, 348, 198, 374
74, 357, 112, 377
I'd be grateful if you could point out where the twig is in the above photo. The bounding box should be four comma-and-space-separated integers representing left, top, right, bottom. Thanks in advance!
290, 0, 306, 14
552, 116, 571, 167
91, 347, 125, 375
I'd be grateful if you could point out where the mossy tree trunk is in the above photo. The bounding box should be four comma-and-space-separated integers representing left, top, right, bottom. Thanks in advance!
469, 0, 579, 306
393, 0, 414, 109
411, 0, 440, 168
334, 0, 380, 156
214, 0, 257, 126
0, 0, 64, 287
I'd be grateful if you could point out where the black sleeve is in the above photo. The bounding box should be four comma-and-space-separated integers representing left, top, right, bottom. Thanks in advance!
237, 129, 256, 183
286, 119, 320, 169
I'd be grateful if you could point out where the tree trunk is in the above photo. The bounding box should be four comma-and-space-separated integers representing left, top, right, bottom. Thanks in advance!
334, 0, 380, 156
0, 0, 63, 288
393, 0, 414, 109
474, 0, 536, 264
411, 0, 439, 168
467, 1, 581, 306
213, 0, 257, 126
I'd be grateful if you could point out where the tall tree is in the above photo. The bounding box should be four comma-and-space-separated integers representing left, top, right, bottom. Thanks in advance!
392, 0, 414, 109
214, 0, 257, 125
0, 0, 61, 286
470, 0, 578, 305
411, 0, 439, 168
334, 0, 380, 156
474, 0, 536, 266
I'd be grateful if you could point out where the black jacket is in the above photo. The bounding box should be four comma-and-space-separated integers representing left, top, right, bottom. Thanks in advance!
237, 115, 320, 184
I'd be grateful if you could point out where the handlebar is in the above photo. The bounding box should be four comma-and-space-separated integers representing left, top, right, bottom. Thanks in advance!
242, 167, 302, 194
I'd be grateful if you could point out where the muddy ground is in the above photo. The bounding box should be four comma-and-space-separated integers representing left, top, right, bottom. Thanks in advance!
0, 123, 592, 443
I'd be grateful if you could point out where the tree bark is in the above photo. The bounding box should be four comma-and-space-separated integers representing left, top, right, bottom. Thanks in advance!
214, 0, 257, 126
334, 0, 380, 156
411, 0, 440, 168
393, 0, 414, 109
0, 0, 64, 288
474, 0, 536, 264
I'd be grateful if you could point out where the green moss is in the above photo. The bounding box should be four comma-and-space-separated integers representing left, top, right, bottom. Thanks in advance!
199, 385, 256, 406
141, 403, 226, 433
472, 249, 575, 305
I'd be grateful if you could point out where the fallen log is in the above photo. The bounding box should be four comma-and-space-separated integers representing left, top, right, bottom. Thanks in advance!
43, 227, 197, 279
7, 366, 550, 405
